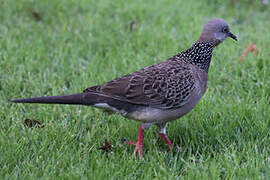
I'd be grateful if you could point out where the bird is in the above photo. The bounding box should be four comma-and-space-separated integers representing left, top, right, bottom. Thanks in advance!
11, 18, 237, 159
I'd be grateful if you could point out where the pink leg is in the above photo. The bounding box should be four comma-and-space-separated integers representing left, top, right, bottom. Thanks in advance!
159, 133, 173, 148
124, 124, 144, 159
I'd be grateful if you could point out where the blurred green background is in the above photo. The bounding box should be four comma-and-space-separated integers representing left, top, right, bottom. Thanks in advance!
0, 0, 270, 179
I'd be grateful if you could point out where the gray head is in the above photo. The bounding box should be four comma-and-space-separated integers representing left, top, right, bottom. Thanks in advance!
198, 18, 237, 46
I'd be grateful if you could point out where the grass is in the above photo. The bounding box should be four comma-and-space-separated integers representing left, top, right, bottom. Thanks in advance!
1, 0, 270, 179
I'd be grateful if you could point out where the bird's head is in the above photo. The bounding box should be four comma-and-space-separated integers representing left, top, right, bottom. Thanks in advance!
198, 18, 237, 46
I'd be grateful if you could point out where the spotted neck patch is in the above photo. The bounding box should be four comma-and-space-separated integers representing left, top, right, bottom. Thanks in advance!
174, 42, 214, 72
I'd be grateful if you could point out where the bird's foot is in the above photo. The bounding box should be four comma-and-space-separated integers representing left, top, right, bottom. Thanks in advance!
159, 133, 173, 150
124, 124, 144, 159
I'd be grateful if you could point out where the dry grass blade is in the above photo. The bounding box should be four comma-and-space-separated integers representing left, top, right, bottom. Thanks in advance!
130, 21, 136, 32
239, 44, 260, 64
24, 118, 44, 128
29, 8, 42, 21
99, 140, 112, 152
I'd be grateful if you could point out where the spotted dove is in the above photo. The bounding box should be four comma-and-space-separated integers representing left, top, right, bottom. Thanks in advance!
12, 18, 237, 159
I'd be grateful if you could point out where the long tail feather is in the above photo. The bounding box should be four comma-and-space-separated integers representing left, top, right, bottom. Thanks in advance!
11, 93, 85, 105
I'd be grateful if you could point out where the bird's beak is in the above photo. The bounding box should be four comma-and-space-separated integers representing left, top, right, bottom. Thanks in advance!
228, 32, 237, 41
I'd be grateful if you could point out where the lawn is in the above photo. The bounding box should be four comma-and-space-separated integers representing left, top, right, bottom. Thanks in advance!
1, 0, 270, 179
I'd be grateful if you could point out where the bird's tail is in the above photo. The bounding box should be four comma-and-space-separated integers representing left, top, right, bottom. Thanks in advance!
11, 93, 135, 114
11, 93, 88, 105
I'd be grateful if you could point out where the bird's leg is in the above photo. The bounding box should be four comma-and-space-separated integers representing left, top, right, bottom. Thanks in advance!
159, 133, 173, 147
124, 124, 144, 159
158, 123, 173, 149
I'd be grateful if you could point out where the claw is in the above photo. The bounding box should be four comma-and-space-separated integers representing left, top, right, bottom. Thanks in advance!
125, 141, 136, 146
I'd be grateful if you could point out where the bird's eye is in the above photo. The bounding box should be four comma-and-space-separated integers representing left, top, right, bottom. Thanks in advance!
222, 27, 229, 33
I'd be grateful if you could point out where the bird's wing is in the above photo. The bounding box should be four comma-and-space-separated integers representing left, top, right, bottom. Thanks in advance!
83, 60, 196, 109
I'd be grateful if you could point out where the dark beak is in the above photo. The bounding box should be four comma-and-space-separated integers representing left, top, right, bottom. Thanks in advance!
228, 32, 237, 41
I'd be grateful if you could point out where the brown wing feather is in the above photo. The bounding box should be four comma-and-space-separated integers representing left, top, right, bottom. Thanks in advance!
83, 60, 196, 109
